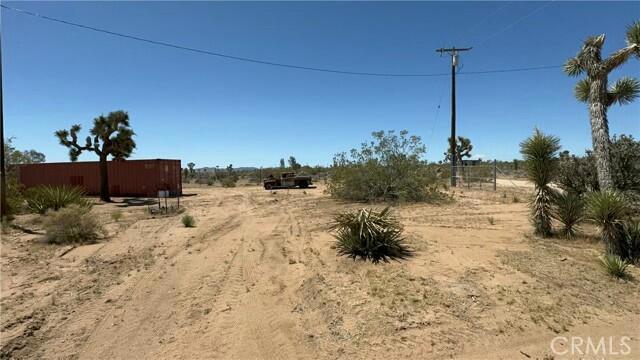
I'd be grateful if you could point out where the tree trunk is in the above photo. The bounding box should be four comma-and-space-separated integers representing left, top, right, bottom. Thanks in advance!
588, 77, 615, 191
99, 155, 111, 202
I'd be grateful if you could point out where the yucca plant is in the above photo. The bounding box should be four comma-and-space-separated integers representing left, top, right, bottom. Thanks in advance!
520, 129, 561, 238
587, 191, 630, 257
25, 185, 91, 214
330, 207, 411, 263
624, 219, 640, 263
552, 192, 585, 239
599, 254, 630, 279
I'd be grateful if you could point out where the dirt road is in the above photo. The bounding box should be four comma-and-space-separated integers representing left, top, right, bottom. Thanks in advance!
2, 185, 639, 359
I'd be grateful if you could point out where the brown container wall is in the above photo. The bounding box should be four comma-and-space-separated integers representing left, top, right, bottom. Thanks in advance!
17, 159, 182, 197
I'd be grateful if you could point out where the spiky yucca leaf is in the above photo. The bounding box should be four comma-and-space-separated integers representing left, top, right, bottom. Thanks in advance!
608, 77, 640, 106
574, 78, 591, 103
552, 192, 585, 239
599, 255, 630, 279
520, 129, 560, 237
330, 207, 411, 263
563, 57, 583, 77
25, 185, 91, 214
626, 21, 640, 53
587, 191, 631, 257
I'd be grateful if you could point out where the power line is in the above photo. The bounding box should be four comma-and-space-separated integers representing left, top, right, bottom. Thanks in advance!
452, 2, 512, 45
1, 4, 563, 77
475, 1, 556, 47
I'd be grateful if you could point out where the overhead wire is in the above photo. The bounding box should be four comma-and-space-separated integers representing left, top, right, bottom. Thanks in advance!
451, 2, 513, 45
1, 4, 562, 78
475, 0, 556, 47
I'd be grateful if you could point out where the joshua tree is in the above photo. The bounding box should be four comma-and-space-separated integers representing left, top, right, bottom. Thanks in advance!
187, 162, 196, 177
520, 129, 560, 238
288, 156, 301, 171
444, 136, 473, 164
564, 21, 640, 191
56, 111, 136, 202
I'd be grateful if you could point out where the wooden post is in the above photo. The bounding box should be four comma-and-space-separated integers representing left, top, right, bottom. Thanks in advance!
493, 159, 497, 191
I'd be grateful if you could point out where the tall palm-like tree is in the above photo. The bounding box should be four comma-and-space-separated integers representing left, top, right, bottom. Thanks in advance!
564, 22, 640, 191
520, 129, 560, 238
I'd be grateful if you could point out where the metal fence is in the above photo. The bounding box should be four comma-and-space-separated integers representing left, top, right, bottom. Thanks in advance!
452, 162, 497, 190
449, 160, 530, 191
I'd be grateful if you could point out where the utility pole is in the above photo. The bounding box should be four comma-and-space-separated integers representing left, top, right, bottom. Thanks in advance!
436, 46, 471, 187
0, 30, 6, 219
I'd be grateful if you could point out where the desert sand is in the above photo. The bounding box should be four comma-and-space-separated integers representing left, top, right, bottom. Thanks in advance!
1, 184, 638, 359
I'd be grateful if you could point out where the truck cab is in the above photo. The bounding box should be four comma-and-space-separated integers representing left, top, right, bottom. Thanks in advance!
263, 172, 312, 190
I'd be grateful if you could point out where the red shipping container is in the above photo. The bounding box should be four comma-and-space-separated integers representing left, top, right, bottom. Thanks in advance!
17, 159, 182, 197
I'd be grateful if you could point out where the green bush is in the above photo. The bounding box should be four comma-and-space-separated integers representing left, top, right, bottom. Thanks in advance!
5, 177, 25, 219
552, 192, 585, 239
557, 135, 640, 211
624, 219, 640, 263
181, 214, 196, 227
111, 210, 124, 222
330, 207, 411, 263
599, 255, 630, 279
220, 176, 238, 188
557, 151, 599, 195
328, 130, 443, 202
43, 205, 105, 244
587, 191, 631, 258
25, 185, 91, 214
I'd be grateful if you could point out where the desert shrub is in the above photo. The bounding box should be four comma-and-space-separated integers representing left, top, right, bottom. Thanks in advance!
330, 207, 411, 263
43, 205, 105, 244
557, 135, 640, 210
557, 151, 599, 195
610, 135, 640, 196
111, 210, 123, 222
599, 255, 630, 279
587, 191, 631, 258
624, 219, 640, 263
25, 185, 91, 214
181, 214, 196, 227
520, 129, 560, 238
220, 176, 238, 188
487, 216, 495, 225
328, 130, 443, 202
552, 192, 585, 239
5, 177, 25, 219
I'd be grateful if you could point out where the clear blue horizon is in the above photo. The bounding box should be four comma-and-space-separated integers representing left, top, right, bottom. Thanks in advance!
3, 1, 639, 168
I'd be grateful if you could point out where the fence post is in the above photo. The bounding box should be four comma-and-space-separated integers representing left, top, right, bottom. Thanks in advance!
493, 159, 497, 191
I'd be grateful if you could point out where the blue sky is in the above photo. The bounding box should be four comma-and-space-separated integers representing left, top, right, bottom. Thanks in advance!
3, 1, 639, 168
